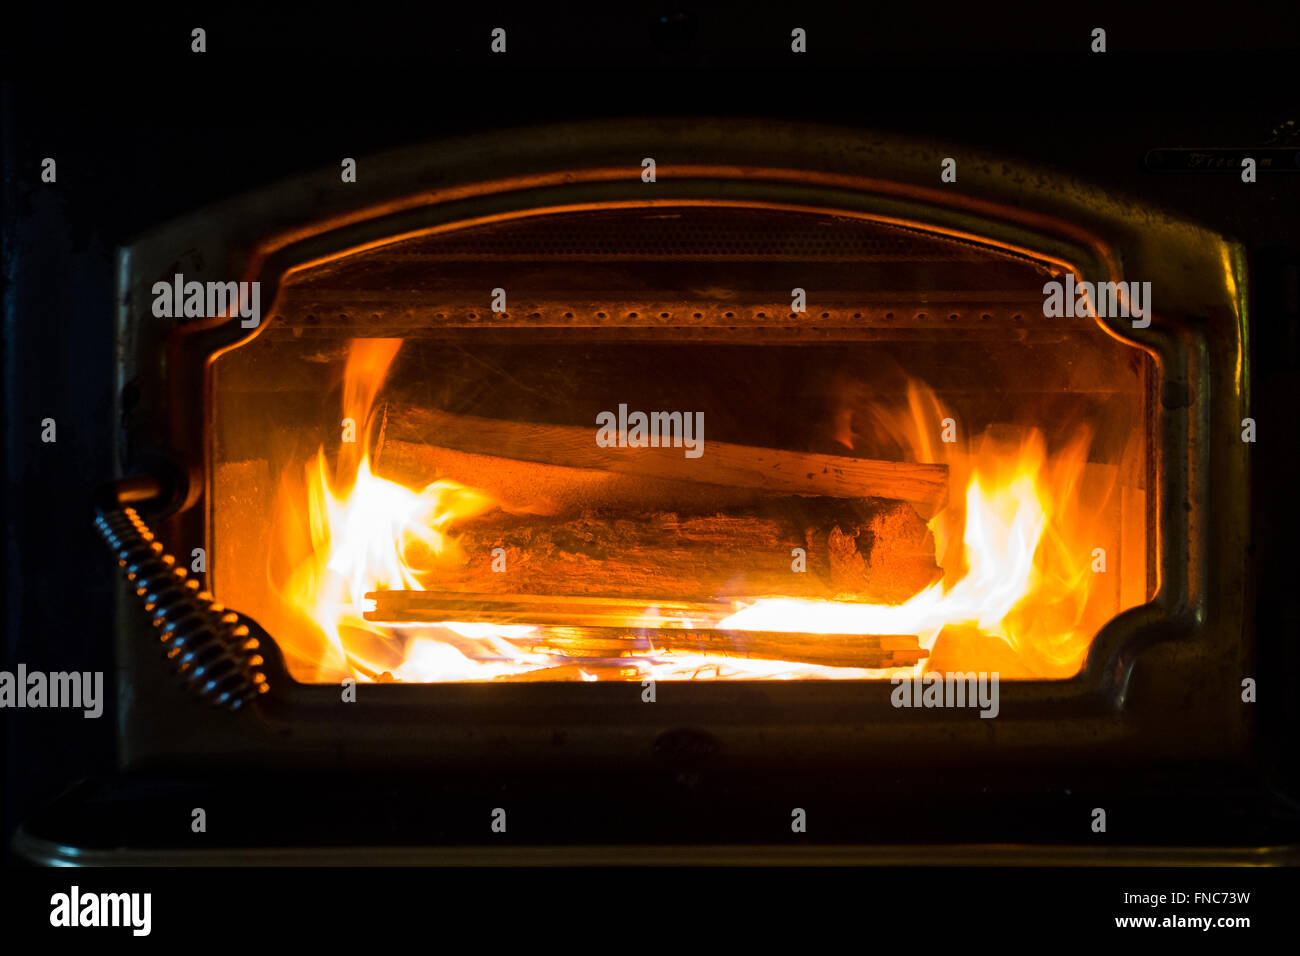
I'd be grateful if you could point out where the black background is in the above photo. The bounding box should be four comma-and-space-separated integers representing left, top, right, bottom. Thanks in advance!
3, 0, 1299, 932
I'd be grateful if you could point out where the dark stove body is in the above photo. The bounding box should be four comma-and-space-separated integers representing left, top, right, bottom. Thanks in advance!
9, 110, 1300, 864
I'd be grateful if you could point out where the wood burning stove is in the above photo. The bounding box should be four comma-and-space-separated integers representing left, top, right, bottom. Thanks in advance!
22, 118, 1284, 863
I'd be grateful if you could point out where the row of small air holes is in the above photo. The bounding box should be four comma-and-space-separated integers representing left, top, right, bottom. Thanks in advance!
301, 311, 1024, 322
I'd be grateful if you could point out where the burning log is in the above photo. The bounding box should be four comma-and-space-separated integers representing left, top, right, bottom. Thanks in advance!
362, 591, 927, 670
374, 439, 774, 519
381, 505, 939, 602
522, 624, 930, 671
518, 628, 926, 670
445, 510, 808, 600
369, 404, 943, 601
520, 626, 925, 669
375, 404, 949, 517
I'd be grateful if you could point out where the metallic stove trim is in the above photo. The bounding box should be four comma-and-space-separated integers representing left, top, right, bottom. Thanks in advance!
15, 827, 1299, 868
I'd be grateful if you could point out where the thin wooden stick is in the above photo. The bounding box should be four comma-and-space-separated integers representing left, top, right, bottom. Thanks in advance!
364, 591, 734, 627
517, 626, 926, 669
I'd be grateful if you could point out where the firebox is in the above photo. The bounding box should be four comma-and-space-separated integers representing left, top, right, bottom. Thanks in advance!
210, 207, 1152, 686
90, 119, 1255, 822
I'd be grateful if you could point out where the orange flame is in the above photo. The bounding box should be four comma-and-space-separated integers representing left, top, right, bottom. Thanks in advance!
721, 425, 1104, 676
271, 339, 507, 680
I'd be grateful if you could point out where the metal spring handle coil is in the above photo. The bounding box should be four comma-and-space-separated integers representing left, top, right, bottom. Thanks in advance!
94, 506, 269, 709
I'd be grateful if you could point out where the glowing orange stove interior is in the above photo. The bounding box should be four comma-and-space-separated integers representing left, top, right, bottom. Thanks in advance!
208, 206, 1154, 683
